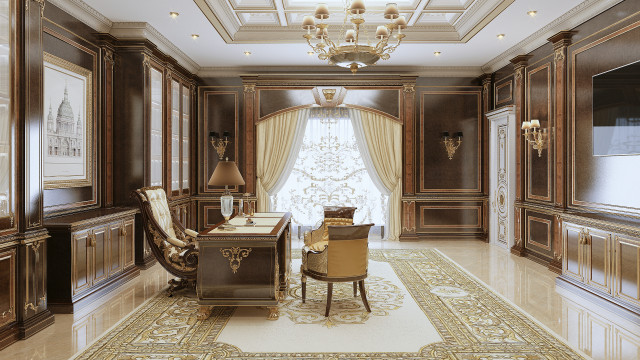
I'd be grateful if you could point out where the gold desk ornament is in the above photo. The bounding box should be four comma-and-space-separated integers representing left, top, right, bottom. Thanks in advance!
220, 247, 252, 274
441, 131, 463, 160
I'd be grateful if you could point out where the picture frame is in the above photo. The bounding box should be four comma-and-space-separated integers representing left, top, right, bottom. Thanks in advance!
43, 52, 93, 189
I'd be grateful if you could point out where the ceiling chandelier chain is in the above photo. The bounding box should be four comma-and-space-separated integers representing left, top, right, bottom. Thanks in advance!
302, 1, 407, 74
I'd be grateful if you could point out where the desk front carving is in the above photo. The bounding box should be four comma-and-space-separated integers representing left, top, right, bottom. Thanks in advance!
196, 212, 291, 320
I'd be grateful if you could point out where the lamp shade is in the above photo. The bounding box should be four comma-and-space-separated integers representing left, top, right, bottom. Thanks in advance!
208, 160, 245, 186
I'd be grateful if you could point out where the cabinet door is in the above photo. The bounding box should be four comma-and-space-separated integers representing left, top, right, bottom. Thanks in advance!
614, 235, 640, 308
108, 222, 123, 276
23, 240, 47, 317
584, 229, 611, 294
563, 223, 585, 282
0, 0, 17, 235
124, 219, 135, 268
92, 227, 109, 285
0, 249, 16, 327
72, 232, 91, 295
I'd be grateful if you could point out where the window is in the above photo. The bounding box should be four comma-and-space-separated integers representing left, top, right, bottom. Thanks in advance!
271, 113, 387, 228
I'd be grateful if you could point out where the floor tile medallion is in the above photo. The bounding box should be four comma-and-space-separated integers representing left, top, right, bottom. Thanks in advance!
72, 249, 586, 359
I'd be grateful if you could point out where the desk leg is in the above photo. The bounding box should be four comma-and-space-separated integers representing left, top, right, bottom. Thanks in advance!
267, 306, 280, 320
197, 305, 213, 320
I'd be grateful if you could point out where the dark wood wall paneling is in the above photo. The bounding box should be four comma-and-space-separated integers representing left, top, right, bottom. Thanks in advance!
497, 0, 640, 274
197, 85, 244, 230
42, 3, 101, 216
415, 83, 486, 238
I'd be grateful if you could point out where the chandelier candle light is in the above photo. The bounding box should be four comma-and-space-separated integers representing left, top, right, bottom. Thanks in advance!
302, 2, 407, 74
521, 119, 548, 157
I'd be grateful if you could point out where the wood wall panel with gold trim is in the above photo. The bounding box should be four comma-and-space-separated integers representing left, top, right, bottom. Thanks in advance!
568, 14, 640, 216
494, 78, 513, 107
525, 61, 554, 203
613, 235, 640, 309
418, 88, 482, 193
415, 200, 484, 236
199, 88, 242, 194
257, 88, 316, 120
524, 210, 554, 262
41, 10, 100, 216
196, 200, 245, 230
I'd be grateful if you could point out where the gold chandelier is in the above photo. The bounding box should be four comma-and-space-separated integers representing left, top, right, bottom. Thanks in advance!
302, 1, 407, 74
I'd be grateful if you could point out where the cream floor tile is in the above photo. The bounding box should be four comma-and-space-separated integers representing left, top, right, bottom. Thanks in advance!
2, 239, 639, 360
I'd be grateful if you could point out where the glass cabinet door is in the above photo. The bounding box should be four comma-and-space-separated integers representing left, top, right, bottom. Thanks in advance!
0, 0, 15, 232
149, 67, 163, 187
181, 85, 190, 194
170, 80, 180, 193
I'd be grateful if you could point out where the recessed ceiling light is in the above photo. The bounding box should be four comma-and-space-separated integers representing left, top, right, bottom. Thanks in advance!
527, 10, 537, 17
244, 51, 252, 56
169, 12, 179, 18
191, 34, 199, 39
434, 51, 441, 56
496, 34, 505, 39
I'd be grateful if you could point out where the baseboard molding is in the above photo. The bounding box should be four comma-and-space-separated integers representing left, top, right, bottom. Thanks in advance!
18, 309, 55, 339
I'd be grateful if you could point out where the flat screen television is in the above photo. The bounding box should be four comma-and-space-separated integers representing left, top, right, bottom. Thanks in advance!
592, 60, 640, 156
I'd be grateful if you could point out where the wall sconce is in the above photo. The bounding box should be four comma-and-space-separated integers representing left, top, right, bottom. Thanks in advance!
441, 131, 463, 160
209, 131, 231, 160
521, 119, 547, 157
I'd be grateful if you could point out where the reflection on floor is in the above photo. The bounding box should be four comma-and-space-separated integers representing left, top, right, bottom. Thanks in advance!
2, 238, 639, 360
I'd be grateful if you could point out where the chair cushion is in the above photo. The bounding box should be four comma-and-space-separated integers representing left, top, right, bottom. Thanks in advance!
145, 189, 177, 238
309, 240, 328, 251
322, 218, 353, 243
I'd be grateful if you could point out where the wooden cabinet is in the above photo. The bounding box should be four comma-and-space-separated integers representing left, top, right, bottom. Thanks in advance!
46, 208, 140, 313
111, 43, 196, 268
0, 249, 16, 328
559, 216, 640, 315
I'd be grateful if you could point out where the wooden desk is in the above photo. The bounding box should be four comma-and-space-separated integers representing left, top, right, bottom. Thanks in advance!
196, 212, 292, 320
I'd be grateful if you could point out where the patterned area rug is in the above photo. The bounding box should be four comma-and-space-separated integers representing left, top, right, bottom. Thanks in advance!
72, 249, 586, 359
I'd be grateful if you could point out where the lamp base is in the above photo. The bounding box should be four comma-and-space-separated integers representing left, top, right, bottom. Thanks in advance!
219, 216, 236, 231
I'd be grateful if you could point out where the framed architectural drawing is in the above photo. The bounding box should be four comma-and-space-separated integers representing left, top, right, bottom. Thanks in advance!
43, 52, 93, 189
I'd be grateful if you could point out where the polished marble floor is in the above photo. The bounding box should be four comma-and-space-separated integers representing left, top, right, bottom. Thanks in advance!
2, 238, 639, 360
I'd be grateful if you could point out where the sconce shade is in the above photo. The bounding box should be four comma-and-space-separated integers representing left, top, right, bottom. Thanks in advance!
455, 132, 463, 137
208, 160, 245, 186
441, 131, 450, 138
210, 131, 219, 138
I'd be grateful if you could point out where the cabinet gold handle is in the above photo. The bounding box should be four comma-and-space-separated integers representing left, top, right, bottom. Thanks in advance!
120, 226, 127, 237
1, 307, 13, 318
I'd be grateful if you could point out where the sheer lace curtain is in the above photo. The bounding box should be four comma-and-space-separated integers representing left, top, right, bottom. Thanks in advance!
271, 108, 387, 231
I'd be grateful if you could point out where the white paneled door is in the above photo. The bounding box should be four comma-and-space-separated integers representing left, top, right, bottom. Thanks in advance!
487, 106, 516, 250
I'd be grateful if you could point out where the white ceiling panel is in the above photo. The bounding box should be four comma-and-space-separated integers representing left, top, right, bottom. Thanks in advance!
238, 12, 281, 25
229, 0, 276, 10
416, 12, 461, 24
425, 0, 475, 10
283, 0, 421, 10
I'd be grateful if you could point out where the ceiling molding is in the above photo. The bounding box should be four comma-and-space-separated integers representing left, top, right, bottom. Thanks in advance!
481, 0, 624, 73
109, 23, 200, 73
48, 0, 112, 32
195, 0, 515, 44
198, 65, 484, 78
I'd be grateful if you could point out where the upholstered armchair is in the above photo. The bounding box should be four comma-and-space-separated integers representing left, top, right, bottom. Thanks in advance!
301, 223, 374, 317
132, 186, 199, 295
303, 206, 357, 252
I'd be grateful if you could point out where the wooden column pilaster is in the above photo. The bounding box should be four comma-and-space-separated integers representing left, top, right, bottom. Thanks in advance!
509, 55, 531, 256
547, 30, 574, 273
242, 78, 257, 195
480, 74, 492, 242
399, 78, 418, 241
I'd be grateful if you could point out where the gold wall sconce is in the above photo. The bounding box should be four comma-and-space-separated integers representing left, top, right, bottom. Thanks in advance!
521, 119, 548, 157
441, 131, 463, 160
209, 131, 231, 160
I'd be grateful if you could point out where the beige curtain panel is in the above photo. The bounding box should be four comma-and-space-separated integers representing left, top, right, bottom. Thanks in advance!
351, 109, 403, 241
256, 109, 305, 212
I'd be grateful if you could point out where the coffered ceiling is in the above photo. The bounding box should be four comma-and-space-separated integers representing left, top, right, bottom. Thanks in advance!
195, 0, 504, 43
53, 0, 623, 76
